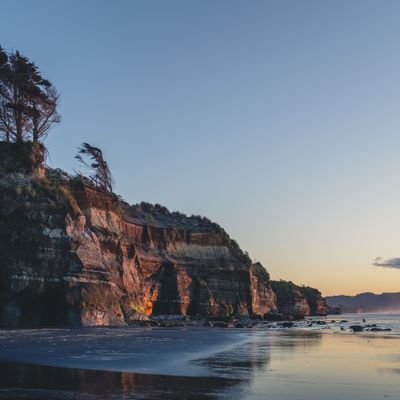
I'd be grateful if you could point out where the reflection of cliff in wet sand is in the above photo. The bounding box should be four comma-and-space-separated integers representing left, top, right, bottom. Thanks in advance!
0, 362, 239, 400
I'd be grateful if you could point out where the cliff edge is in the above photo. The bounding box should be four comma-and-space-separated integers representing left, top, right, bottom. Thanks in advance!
0, 143, 326, 326
0, 143, 279, 326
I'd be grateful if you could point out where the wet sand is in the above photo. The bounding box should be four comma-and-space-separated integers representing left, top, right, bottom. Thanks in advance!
0, 327, 399, 399
0, 362, 237, 400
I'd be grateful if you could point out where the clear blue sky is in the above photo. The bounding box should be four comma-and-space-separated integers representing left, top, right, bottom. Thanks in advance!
2, 0, 400, 295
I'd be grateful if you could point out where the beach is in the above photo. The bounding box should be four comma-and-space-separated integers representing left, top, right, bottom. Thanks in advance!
0, 315, 400, 399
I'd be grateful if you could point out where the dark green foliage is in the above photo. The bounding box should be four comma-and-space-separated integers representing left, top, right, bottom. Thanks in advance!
299, 286, 320, 305
271, 280, 324, 315
0, 46, 60, 143
299, 285, 322, 314
230, 239, 252, 265
140, 202, 172, 215
252, 262, 270, 282
154, 203, 170, 214
45, 168, 71, 184
271, 280, 297, 306
0, 141, 44, 173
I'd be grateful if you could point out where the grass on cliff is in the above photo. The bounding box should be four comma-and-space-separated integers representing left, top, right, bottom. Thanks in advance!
251, 262, 271, 282
271, 280, 298, 305
271, 280, 322, 307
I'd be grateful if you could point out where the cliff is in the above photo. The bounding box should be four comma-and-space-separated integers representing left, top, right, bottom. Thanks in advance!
326, 292, 400, 313
0, 143, 279, 326
271, 280, 327, 318
0, 143, 329, 326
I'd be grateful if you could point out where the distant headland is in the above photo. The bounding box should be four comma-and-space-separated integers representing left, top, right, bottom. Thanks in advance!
326, 292, 400, 313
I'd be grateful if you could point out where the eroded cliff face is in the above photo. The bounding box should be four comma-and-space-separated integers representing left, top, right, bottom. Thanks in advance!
0, 155, 277, 326
271, 280, 327, 318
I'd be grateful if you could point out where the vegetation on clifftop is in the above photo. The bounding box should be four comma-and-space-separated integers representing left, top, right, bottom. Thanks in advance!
0, 141, 45, 173
271, 279, 325, 316
0, 46, 60, 144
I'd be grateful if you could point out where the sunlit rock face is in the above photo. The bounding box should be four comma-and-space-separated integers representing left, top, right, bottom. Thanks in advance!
0, 148, 278, 326
67, 184, 279, 325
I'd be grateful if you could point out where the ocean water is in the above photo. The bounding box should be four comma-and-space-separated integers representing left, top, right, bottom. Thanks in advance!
0, 313, 399, 399
307, 312, 400, 334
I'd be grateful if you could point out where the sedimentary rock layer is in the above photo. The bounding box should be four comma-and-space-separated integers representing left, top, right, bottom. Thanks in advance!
0, 143, 326, 326
0, 166, 277, 326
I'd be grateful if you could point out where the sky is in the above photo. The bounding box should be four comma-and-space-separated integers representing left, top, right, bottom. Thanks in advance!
1, 0, 400, 296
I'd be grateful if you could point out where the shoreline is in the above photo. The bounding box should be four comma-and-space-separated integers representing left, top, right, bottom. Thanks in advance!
1, 311, 397, 335
0, 321, 399, 376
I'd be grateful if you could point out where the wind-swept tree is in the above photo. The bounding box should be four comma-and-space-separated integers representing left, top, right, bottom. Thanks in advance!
0, 46, 60, 143
0, 47, 29, 142
28, 83, 60, 142
0, 47, 12, 142
75, 143, 113, 192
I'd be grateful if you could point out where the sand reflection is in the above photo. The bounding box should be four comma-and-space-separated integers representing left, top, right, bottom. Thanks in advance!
0, 362, 239, 400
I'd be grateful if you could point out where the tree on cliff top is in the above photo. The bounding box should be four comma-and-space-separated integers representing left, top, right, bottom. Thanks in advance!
75, 143, 113, 192
0, 46, 60, 143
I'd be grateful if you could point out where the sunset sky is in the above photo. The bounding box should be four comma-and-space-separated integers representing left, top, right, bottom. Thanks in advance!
2, 0, 400, 296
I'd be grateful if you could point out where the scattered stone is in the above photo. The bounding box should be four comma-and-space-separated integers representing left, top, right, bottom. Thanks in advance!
369, 327, 392, 332
158, 321, 186, 328
138, 321, 152, 328
349, 325, 364, 332
263, 312, 284, 321
213, 321, 229, 328
207, 315, 232, 322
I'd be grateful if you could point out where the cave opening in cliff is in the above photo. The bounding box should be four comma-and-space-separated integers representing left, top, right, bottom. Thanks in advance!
152, 262, 181, 315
